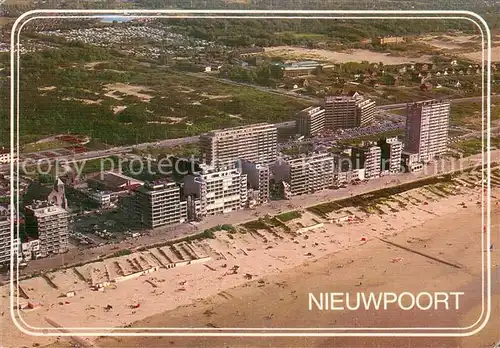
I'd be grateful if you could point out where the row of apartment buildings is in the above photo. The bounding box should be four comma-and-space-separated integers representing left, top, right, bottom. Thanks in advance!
0, 98, 450, 266
121, 98, 449, 229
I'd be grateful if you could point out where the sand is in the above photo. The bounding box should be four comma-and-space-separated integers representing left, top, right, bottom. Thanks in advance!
460, 46, 500, 63
94, 194, 499, 348
417, 34, 480, 51
103, 83, 154, 102
264, 47, 433, 65
4, 176, 499, 347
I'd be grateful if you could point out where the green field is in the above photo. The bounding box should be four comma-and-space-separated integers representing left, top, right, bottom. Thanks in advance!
449, 102, 483, 130
276, 210, 302, 222
0, 43, 311, 148
451, 136, 500, 157
21, 139, 71, 153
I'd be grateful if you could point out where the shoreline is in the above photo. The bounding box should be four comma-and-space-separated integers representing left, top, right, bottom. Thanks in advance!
5, 179, 497, 347
95, 196, 499, 348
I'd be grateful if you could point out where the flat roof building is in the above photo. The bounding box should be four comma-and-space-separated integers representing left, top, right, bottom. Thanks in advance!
0, 216, 20, 266
24, 201, 68, 257
351, 146, 382, 179
133, 181, 187, 229
274, 153, 335, 198
183, 165, 248, 219
323, 92, 376, 129
200, 123, 278, 167
282, 61, 321, 78
239, 160, 270, 206
87, 171, 144, 192
296, 106, 326, 137
405, 99, 450, 162
379, 137, 403, 174
0, 148, 11, 165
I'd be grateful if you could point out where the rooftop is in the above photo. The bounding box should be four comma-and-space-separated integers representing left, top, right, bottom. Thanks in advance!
202, 122, 276, 135
88, 171, 144, 190
25, 200, 67, 216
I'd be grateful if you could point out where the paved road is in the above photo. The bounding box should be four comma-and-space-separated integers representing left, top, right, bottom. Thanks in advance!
378, 94, 499, 110
1, 94, 497, 174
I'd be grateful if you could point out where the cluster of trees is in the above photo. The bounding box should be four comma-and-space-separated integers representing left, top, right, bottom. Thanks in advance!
219, 64, 283, 87
5, 39, 309, 148
164, 17, 479, 48
137, 0, 496, 11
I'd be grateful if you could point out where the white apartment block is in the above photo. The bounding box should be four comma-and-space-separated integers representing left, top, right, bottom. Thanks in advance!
199, 123, 277, 167
405, 99, 450, 161
324, 92, 376, 129
352, 146, 382, 179
21, 239, 41, 261
384, 137, 403, 174
296, 106, 326, 137
0, 217, 20, 265
183, 165, 248, 219
364, 146, 382, 179
274, 153, 335, 197
134, 181, 187, 229
24, 201, 69, 257
0, 148, 11, 164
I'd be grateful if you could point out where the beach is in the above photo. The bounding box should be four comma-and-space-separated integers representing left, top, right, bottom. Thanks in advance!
95, 191, 499, 348
3, 168, 498, 347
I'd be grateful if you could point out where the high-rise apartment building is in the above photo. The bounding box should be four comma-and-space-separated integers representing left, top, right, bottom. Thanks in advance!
0, 217, 10, 265
274, 153, 335, 197
323, 92, 376, 129
199, 123, 278, 167
239, 160, 270, 206
296, 106, 325, 137
24, 201, 69, 257
183, 164, 248, 219
351, 146, 382, 179
0, 216, 20, 265
132, 181, 187, 229
379, 137, 403, 174
405, 99, 450, 162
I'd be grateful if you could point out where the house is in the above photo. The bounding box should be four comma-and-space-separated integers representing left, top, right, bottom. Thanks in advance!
421, 63, 433, 71
373, 36, 405, 45
0, 148, 14, 164
420, 82, 432, 91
